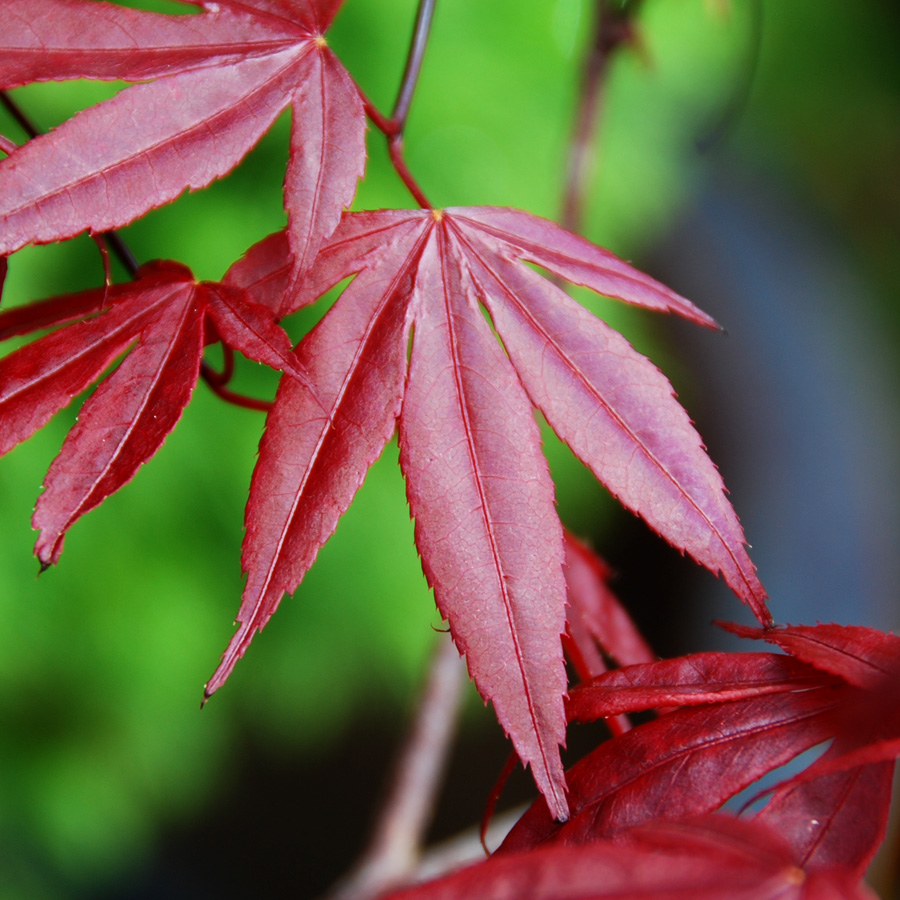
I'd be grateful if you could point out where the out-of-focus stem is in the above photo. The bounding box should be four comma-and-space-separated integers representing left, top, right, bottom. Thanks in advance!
326, 635, 465, 900
560, 0, 642, 234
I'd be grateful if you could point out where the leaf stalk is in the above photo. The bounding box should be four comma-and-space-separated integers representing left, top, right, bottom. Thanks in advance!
357, 0, 436, 209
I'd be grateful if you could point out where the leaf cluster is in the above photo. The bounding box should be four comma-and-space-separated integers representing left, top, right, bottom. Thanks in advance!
0, 1, 896, 897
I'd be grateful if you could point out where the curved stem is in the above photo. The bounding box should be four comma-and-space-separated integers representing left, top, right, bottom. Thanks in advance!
560, 0, 641, 234
388, 137, 432, 209
200, 361, 273, 412
202, 344, 236, 388
357, 0, 437, 209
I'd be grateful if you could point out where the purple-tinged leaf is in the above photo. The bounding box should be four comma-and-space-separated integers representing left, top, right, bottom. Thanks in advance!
399, 227, 569, 821
460, 246, 769, 623
0, 0, 300, 88
450, 207, 717, 327
0, 52, 300, 254
210, 205, 767, 819
0, 3, 365, 260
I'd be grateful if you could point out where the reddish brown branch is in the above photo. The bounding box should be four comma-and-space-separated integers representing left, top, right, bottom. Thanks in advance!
358, 0, 436, 208
1, 90, 140, 277
326, 635, 465, 900
200, 360, 273, 412
560, 0, 642, 234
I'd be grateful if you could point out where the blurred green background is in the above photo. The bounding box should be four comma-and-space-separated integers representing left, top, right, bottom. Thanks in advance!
1, 1, 899, 897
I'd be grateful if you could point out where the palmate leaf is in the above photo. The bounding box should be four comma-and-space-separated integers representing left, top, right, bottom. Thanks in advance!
205, 207, 769, 820
0, 0, 365, 284
562, 531, 655, 681
724, 624, 900, 876
503, 624, 900, 878
0, 259, 310, 567
382, 815, 875, 900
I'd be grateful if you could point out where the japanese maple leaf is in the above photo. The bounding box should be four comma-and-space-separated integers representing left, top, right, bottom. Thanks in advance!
0, 0, 364, 283
562, 530, 655, 683
204, 207, 769, 821
724, 623, 900, 876
381, 815, 875, 900
503, 623, 899, 880
0, 259, 310, 566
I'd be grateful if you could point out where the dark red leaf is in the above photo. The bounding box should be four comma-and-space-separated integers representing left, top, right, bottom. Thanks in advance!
383, 815, 873, 900
204, 226, 423, 699
203, 282, 311, 387
222, 231, 293, 317
502, 687, 843, 852
566, 652, 835, 722
0, 274, 188, 457
2, 257, 305, 566
32, 282, 205, 565
723, 622, 900, 690
0, 283, 115, 342
563, 531, 655, 673
756, 741, 895, 878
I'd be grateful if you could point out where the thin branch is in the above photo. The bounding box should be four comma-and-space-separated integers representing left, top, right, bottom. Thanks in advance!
0, 90, 39, 139
560, 0, 642, 235
695, 0, 763, 153
325, 634, 465, 900
391, 0, 437, 131
0, 89, 140, 278
357, 0, 437, 209
387, 137, 432, 209
102, 231, 140, 279
0, 133, 18, 156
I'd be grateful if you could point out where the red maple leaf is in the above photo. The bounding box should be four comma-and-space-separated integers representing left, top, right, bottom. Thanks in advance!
381, 815, 875, 900
0, 0, 364, 283
502, 623, 899, 879
562, 530, 656, 683
203, 207, 770, 821
0, 259, 310, 566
